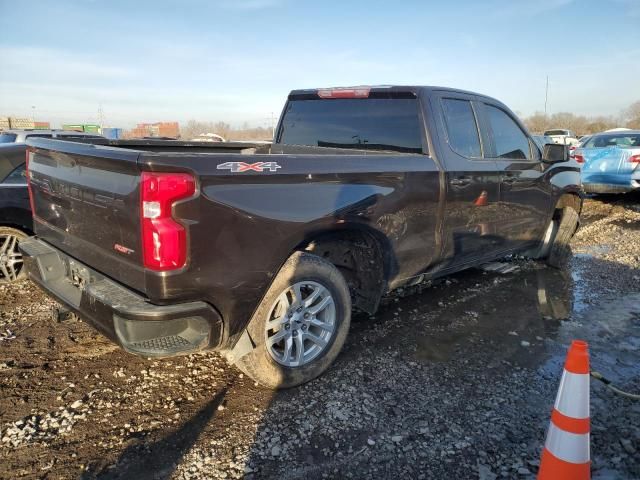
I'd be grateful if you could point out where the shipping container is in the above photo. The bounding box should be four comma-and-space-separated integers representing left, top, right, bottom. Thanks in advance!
62, 124, 85, 132
10, 117, 34, 129
101, 127, 123, 139
62, 124, 101, 133
34, 121, 51, 130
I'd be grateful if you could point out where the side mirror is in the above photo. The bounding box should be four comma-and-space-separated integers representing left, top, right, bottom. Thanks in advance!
542, 143, 568, 163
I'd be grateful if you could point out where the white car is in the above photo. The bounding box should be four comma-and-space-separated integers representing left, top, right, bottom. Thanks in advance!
544, 129, 579, 146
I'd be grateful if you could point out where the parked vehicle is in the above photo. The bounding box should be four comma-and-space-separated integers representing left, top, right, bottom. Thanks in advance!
569, 134, 592, 159
192, 133, 226, 142
544, 129, 579, 146
0, 129, 105, 143
0, 143, 30, 282
575, 131, 640, 193
21, 86, 582, 388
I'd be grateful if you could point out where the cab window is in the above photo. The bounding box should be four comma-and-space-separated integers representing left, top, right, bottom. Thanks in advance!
441, 98, 482, 158
485, 105, 533, 160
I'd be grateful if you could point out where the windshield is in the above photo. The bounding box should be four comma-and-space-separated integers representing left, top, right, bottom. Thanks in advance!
584, 133, 640, 148
0, 133, 17, 143
544, 130, 570, 136
278, 96, 423, 154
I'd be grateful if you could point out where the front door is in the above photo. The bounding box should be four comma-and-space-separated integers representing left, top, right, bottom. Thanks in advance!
430, 92, 505, 269
478, 102, 552, 251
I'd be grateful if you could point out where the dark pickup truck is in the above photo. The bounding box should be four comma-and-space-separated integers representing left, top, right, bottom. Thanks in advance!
21, 86, 582, 388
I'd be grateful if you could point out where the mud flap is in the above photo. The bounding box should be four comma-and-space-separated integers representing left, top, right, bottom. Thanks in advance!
225, 330, 256, 364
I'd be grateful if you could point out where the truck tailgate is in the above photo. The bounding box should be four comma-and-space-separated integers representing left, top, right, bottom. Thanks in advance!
26, 138, 146, 292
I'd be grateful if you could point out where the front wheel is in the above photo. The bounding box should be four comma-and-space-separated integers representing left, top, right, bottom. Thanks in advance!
0, 227, 28, 283
545, 207, 579, 268
235, 251, 351, 389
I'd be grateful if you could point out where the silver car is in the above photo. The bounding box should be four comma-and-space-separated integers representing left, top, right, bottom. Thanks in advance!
0, 129, 104, 143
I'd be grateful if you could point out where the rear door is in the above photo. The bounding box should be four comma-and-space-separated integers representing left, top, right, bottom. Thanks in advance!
430, 92, 504, 267
478, 101, 551, 251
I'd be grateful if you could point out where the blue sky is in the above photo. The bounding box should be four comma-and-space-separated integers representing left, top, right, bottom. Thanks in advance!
1, 0, 639, 128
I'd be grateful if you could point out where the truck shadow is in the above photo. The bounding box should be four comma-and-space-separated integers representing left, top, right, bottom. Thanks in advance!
92, 388, 228, 480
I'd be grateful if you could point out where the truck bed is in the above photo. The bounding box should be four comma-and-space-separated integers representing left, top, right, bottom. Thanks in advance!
25, 136, 440, 342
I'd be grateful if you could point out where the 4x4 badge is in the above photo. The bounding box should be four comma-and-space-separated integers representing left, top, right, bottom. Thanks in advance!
217, 161, 282, 173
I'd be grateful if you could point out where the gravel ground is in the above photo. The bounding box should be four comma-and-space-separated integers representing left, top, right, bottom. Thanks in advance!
1, 194, 639, 480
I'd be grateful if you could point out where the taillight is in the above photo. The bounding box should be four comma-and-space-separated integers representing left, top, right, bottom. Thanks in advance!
569, 145, 576, 158
317, 87, 370, 99
140, 172, 195, 271
628, 154, 640, 165
574, 154, 585, 164
25, 148, 36, 216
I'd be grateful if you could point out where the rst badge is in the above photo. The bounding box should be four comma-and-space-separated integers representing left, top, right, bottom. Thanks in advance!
217, 161, 282, 173
114, 243, 135, 255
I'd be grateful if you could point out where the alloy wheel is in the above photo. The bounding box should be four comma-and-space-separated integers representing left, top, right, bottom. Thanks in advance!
0, 234, 23, 282
265, 281, 336, 367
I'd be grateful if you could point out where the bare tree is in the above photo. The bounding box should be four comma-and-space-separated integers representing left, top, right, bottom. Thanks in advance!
180, 120, 272, 141
523, 112, 548, 133
523, 111, 617, 135
623, 101, 640, 129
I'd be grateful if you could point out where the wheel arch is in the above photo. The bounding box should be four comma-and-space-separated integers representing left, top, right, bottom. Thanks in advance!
555, 192, 583, 215
293, 224, 393, 315
0, 222, 32, 235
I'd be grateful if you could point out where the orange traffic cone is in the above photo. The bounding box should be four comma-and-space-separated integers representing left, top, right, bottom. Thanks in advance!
538, 340, 590, 480
474, 190, 488, 206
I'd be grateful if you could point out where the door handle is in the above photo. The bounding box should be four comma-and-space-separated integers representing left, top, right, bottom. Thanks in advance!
450, 176, 472, 186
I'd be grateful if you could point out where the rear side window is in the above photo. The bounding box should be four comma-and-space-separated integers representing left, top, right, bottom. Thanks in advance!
485, 105, 532, 160
442, 99, 482, 158
278, 97, 423, 154
0, 133, 17, 143
2, 163, 26, 184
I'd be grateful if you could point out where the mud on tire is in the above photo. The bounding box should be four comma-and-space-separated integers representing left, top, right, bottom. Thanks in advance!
234, 251, 351, 389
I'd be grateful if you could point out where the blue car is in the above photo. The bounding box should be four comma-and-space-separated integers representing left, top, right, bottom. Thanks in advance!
576, 131, 640, 193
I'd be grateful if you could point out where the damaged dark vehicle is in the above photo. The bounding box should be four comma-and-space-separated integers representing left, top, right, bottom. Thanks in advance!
21, 86, 581, 388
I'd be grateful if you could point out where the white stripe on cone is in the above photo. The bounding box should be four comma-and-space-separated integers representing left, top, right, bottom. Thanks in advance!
554, 370, 590, 419
545, 423, 590, 463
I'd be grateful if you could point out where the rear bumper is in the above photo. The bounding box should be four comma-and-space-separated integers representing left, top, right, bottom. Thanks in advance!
582, 172, 640, 193
20, 237, 223, 357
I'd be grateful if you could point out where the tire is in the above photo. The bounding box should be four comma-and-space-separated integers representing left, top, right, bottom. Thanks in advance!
529, 217, 559, 260
235, 251, 351, 389
546, 207, 579, 268
0, 226, 28, 283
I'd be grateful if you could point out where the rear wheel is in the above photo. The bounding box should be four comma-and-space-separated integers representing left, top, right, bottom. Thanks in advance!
235, 251, 351, 389
0, 227, 27, 283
